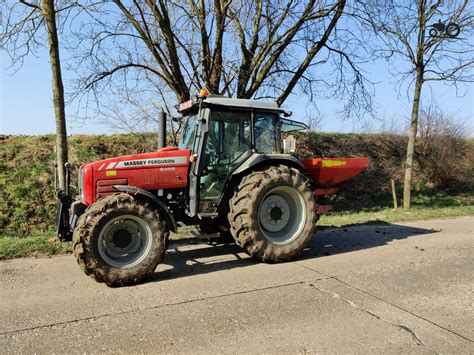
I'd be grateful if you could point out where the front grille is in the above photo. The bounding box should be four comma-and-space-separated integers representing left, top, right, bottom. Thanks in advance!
96, 178, 128, 199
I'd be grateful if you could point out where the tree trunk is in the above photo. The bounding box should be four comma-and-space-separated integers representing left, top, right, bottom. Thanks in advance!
41, 0, 68, 191
403, 70, 423, 209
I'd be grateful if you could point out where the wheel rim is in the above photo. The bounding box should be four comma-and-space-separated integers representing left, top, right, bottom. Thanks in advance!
258, 186, 306, 245
98, 214, 153, 268
446, 24, 460, 37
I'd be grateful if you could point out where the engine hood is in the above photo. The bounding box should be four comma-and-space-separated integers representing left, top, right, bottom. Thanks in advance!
88, 147, 189, 171
79, 147, 191, 205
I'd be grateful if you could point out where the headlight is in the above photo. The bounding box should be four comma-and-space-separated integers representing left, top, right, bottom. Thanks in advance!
79, 168, 85, 201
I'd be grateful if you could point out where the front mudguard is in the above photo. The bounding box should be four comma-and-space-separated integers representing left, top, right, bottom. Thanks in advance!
114, 185, 178, 233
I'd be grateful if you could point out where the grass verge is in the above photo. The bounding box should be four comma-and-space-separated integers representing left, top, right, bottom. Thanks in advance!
319, 205, 474, 227
1, 204, 472, 260
0, 232, 71, 260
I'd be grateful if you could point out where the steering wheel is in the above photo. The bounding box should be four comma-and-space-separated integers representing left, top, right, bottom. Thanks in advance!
206, 140, 219, 165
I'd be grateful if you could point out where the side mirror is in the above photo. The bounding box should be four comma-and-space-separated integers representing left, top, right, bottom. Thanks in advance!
172, 116, 183, 123
283, 135, 296, 154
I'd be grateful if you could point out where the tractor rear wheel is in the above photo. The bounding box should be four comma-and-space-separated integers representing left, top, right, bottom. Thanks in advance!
228, 166, 318, 262
73, 193, 168, 286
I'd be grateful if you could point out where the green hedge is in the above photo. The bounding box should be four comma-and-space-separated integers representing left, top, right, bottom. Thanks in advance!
1, 133, 472, 236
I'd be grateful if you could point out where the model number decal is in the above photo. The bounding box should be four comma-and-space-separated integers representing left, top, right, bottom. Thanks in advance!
112, 156, 187, 169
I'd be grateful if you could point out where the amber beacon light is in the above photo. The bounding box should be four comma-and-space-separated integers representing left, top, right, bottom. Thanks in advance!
199, 88, 209, 97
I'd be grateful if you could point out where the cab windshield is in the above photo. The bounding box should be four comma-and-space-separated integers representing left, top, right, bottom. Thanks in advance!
178, 113, 198, 150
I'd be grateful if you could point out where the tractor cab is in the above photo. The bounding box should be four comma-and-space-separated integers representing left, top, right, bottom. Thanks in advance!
177, 93, 308, 217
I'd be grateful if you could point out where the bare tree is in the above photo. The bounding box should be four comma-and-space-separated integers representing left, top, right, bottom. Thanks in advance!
1, 0, 83, 191
357, 0, 474, 208
68, 0, 372, 130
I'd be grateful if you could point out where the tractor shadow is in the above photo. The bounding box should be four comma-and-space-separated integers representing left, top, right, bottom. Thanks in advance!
149, 221, 438, 283
300, 221, 438, 259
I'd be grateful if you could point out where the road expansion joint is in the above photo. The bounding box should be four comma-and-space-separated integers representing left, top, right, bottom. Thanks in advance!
305, 281, 436, 353
296, 262, 473, 344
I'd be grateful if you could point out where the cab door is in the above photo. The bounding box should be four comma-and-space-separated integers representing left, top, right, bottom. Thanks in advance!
198, 109, 252, 213
188, 107, 210, 217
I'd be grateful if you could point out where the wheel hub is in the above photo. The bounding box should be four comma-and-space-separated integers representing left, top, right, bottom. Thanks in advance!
258, 186, 306, 245
259, 194, 291, 233
98, 215, 152, 268
270, 206, 283, 221
112, 229, 133, 249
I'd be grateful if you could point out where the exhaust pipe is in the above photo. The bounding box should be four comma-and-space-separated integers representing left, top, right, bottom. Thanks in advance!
157, 108, 167, 198
157, 110, 167, 149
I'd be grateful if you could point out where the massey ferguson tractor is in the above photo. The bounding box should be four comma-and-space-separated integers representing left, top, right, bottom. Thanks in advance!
56, 90, 368, 286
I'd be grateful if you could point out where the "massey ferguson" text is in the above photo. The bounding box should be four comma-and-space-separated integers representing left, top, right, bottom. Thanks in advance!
123, 159, 175, 167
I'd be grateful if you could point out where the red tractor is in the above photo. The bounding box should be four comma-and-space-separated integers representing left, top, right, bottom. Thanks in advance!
56, 92, 368, 286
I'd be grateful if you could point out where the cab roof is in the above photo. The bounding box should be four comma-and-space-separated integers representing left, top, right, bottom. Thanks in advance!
178, 95, 290, 115
203, 95, 283, 112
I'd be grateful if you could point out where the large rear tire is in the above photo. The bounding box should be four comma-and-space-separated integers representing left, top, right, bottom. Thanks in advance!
228, 166, 318, 262
73, 193, 168, 286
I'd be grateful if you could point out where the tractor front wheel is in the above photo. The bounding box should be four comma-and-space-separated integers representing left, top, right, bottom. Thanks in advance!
228, 166, 318, 262
73, 193, 168, 286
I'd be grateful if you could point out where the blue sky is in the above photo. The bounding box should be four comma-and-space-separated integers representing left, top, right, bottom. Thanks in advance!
1, 44, 473, 136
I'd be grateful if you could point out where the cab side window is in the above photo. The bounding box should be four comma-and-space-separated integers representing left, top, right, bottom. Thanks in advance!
254, 113, 277, 153
201, 110, 251, 200
205, 111, 251, 164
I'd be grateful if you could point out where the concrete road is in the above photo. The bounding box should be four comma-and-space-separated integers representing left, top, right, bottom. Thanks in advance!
1, 217, 473, 353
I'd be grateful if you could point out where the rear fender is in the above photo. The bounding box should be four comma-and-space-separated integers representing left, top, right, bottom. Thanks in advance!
215, 154, 306, 215
232, 154, 304, 176
114, 185, 178, 233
